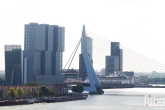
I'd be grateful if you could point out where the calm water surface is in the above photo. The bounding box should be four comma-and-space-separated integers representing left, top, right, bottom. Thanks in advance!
0, 88, 165, 110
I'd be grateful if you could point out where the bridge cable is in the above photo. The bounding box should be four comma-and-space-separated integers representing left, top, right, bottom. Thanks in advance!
64, 37, 82, 70
67, 37, 82, 70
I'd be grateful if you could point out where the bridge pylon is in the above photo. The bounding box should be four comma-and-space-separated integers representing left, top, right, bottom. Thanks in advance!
81, 25, 104, 94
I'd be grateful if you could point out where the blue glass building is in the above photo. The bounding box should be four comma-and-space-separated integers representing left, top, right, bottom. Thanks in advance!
5, 45, 22, 86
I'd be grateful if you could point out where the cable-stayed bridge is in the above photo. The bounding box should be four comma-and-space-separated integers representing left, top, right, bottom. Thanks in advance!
65, 25, 165, 93
86, 30, 165, 78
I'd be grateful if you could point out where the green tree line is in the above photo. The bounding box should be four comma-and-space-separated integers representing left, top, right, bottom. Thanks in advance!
1, 85, 55, 101
143, 78, 165, 84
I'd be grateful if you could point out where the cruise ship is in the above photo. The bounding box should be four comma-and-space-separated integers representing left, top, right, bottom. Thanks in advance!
83, 75, 135, 89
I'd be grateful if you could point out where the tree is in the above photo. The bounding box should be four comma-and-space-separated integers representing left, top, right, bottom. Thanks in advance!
49, 89, 55, 97
33, 90, 40, 98
77, 84, 84, 93
72, 86, 77, 93
7, 87, 17, 100
25, 88, 32, 98
39, 85, 50, 97
72, 84, 84, 93
16, 87, 24, 100
26, 82, 39, 86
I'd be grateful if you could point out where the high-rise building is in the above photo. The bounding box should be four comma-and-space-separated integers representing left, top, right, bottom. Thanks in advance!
5, 45, 23, 86
111, 42, 120, 56
24, 23, 38, 82
79, 36, 93, 81
24, 23, 65, 84
81, 36, 93, 60
105, 42, 123, 76
111, 42, 123, 73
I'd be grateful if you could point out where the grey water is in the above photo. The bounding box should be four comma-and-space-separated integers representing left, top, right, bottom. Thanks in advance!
0, 88, 165, 110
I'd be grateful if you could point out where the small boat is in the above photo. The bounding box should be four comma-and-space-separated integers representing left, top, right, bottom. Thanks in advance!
27, 99, 34, 104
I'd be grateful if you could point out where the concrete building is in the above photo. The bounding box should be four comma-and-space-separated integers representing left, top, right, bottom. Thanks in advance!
105, 42, 123, 76
79, 36, 93, 81
24, 23, 65, 84
4, 45, 23, 86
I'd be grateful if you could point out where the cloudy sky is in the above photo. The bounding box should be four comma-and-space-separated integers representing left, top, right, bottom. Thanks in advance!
0, 0, 165, 70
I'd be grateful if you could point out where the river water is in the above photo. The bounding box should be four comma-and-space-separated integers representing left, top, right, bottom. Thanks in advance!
0, 88, 165, 110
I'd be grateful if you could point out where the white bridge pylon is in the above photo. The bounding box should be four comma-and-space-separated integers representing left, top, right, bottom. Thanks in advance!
82, 25, 102, 92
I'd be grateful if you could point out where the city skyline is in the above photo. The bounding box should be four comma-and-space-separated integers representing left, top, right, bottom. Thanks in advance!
1, 0, 165, 70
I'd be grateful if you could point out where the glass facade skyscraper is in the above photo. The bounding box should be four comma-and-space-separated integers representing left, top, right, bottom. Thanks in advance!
105, 42, 123, 76
24, 23, 65, 84
24, 23, 38, 82
111, 42, 120, 56
5, 45, 22, 86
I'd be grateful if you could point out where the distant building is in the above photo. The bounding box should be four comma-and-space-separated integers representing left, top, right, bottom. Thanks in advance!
95, 70, 100, 76
0, 70, 5, 80
105, 56, 120, 75
100, 68, 105, 76
105, 42, 123, 76
79, 54, 86, 81
79, 36, 93, 81
123, 71, 134, 77
24, 23, 65, 84
0, 71, 5, 86
4, 45, 23, 86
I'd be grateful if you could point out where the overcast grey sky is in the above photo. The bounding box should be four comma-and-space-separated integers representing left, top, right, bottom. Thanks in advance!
0, 0, 165, 70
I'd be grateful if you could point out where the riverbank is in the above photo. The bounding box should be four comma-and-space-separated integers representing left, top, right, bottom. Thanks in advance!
45, 95, 87, 103
0, 100, 29, 106
135, 85, 165, 88
0, 95, 88, 106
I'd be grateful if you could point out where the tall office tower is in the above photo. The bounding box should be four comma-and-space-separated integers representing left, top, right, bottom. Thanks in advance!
24, 23, 65, 84
111, 42, 123, 74
24, 23, 38, 83
79, 36, 93, 81
105, 42, 123, 76
111, 42, 120, 56
5, 45, 23, 86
